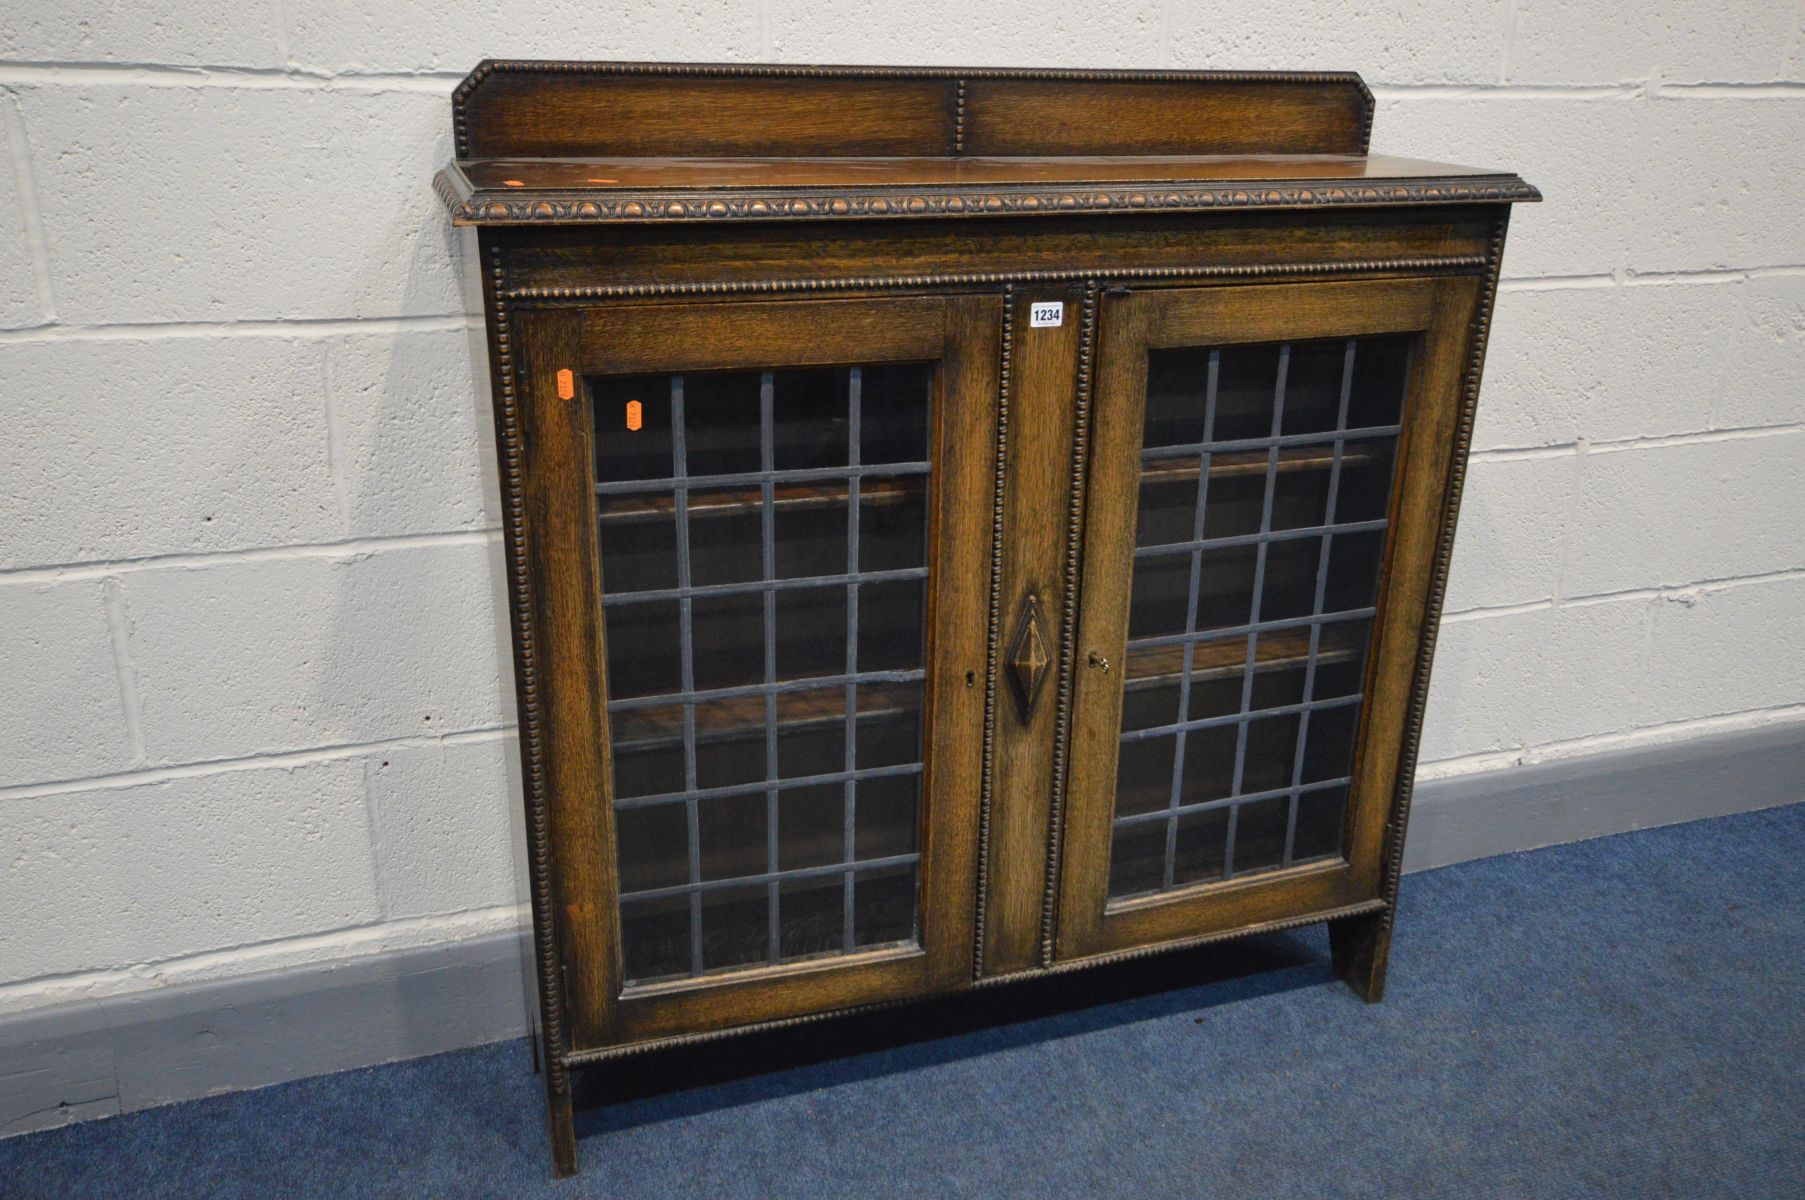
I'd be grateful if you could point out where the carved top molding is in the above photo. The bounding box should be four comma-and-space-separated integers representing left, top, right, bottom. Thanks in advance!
436, 168, 1540, 227
441, 60, 1536, 226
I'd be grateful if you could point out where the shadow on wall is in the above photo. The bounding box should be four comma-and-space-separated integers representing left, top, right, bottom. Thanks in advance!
304, 122, 521, 1057
454, 218, 546, 1057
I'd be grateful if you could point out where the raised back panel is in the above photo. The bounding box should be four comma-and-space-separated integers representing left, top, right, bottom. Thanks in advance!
453, 62, 1374, 160
961, 77, 1370, 157
458, 66, 958, 159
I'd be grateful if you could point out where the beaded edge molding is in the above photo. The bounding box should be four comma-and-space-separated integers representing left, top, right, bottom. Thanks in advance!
972, 285, 1016, 977
450, 59, 1377, 159
483, 226, 1506, 1079
562, 897, 1387, 1065
1040, 284, 1099, 967
499, 255, 1491, 304
437, 169, 1540, 227
1369, 211, 1513, 969
484, 248, 572, 1120
491, 250, 1495, 1072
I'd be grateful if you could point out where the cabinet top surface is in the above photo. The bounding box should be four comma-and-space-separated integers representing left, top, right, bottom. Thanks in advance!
437, 60, 1538, 226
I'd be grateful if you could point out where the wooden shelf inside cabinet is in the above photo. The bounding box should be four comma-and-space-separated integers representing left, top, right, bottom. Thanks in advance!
1123, 624, 1365, 693
1139, 440, 1391, 488
438, 59, 1537, 1178
596, 476, 919, 525
609, 680, 920, 750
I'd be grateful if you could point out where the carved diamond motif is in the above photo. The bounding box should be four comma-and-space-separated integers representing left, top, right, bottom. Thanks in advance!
1006, 594, 1052, 719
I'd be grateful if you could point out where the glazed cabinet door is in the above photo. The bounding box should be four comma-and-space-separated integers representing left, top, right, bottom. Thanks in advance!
1055, 277, 1479, 961
511, 295, 999, 1047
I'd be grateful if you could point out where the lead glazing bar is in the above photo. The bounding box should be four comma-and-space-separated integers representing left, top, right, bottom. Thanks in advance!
618, 852, 923, 906
842, 366, 862, 954
1162, 349, 1220, 891
595, 461, 930, 496
760, 370, 782, 965
1119, 690, 1363, 745
1285, 340, 1359, 868
669, 374, 705, 976
613, 761, 924, 812
1129, 517, 1388, 560
1113, 775, 1353, 830
1222, 344, 1291, 879
600, 564, 928, 608
1125, 608, 1377, 654
1139, 424, 1402, 463
607, 668, 925, 714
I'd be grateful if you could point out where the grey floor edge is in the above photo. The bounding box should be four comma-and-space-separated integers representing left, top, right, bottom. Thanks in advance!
5, 717, 1802, 1140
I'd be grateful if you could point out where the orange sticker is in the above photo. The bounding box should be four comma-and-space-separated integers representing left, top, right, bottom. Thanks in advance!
626, 400, 643, 431
555, 369, 573, 400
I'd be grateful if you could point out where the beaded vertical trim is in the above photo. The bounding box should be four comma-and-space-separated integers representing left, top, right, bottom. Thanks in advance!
972, 286, 1016, 977
1371, 209, 1512, 952
1039, 281, 1100, 966
954, 78, 968, 154
487, 244, 570, 1101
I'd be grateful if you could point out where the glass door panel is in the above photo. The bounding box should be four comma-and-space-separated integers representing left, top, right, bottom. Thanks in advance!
1056, 276, 1480, 963
510, 292, 995, 1042
593, 364, 934, 987
1108, 335, 1408, 900
516, 294, 996, 1046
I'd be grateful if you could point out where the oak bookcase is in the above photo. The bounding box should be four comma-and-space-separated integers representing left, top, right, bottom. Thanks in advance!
434, 60, 1538, 1176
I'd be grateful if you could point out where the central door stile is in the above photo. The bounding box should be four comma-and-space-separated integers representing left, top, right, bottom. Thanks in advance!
979, 282, 1091, 978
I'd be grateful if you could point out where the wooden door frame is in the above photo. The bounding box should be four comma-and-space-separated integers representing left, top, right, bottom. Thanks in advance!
1055, 275, 1481, 962
511, 293, 1000, 1048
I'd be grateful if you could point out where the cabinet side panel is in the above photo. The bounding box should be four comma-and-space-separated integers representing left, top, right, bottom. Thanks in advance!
1340, 210, 1513, 998
1344, 277, 1483, 894
478, 241, 581, 1170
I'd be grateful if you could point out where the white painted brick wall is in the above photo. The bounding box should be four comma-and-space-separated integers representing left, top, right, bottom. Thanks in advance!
365, 739, 517, 920
1, 762, 380, 980
121, 543, 503, 763
1, 2, 1801, 1018
0, 579, 133, 782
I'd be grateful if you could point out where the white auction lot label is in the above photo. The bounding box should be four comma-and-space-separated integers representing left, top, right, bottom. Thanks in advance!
1029, 301, 1064, 328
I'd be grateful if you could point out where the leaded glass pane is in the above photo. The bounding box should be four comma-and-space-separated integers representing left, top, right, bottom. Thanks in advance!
1108, 335, 1411, 900
594, 365, 933, 984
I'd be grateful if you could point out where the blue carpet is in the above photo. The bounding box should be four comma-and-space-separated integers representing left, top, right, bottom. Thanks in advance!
3, 804, 1802, 1198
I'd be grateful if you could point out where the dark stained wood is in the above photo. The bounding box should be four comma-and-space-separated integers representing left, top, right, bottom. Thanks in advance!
1328, 908, 1390, 1002
609, 680, 919, 749
961, 77, 1370, 156
453, 60, 1533, 1176
494, 208, 1502, 298
529, 294, 998, 1050
454, 61, 1373, 161
512, 308, 619, 1048
980, 283, 1087, 976
459, 68, 956, 160
572, 295, 949, 373
1123, 623, 1365, 693
596, 475, 917, 524
1343, 279, 1480, 900
1053, 276, 1481, 962
1139, 439, 1390, 487
454, 151, 1517, 195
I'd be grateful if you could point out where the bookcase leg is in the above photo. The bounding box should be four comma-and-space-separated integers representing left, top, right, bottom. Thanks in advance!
547, 1068, 578, 1178
1329, 910, 1392, 1004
